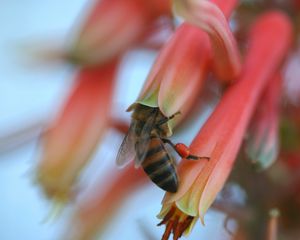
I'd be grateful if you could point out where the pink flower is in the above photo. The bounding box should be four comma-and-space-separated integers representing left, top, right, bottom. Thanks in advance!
135, 0, 239, 125
66, 0, 171, 65
158, 11, 292, 239
36, 61, 117, 203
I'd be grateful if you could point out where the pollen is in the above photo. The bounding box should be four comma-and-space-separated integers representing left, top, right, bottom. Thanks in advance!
158, 206, 195, 240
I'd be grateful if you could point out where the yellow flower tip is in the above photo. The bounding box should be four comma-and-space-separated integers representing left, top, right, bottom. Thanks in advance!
126, 103, 138, 112
199, 213, 205, 226
35, 172, 75, 204
126, 102, 158, 112
269, 208, 280, 218
42, 201, 65, 224
157, 204, 172, 219
158, 205, 197, 240
65, 49, 89, 66
183, 217, 198, 236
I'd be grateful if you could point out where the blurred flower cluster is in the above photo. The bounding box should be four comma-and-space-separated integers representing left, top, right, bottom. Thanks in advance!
3, 0, 300, 239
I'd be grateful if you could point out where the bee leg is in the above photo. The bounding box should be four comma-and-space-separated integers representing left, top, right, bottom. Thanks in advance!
186, 153, 210, 161
162, 138, 176, 148
155, 111, 181, 126
161, 138, 194, 159
186, 155, 201, 160
187, 154, 209, 161
162, 139, 209, 161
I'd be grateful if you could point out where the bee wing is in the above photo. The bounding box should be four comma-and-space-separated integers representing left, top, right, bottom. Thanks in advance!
134, 112, 157, 168
116, 121, 137, 167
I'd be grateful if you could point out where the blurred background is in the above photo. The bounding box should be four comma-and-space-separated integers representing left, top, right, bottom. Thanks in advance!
0, 1, 85, 239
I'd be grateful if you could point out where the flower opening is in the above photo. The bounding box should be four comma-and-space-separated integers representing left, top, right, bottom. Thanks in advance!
158, 204, 197, 240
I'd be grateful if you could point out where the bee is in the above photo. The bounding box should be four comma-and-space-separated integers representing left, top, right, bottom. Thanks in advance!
116, 103, 208, 193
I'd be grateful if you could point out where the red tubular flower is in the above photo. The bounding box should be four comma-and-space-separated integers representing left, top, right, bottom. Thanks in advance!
136, 0, 238, 124
63, 165, 147, 240
159, 11, 292, 239
36, 61, 117, 203
246, 73, 282, 170
66, 0, 171, 65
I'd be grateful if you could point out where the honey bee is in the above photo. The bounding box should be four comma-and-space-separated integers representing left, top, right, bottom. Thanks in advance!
116, 103, 208, 193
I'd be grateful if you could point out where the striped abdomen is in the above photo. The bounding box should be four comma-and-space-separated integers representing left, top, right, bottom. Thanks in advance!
139, 136, 178, 193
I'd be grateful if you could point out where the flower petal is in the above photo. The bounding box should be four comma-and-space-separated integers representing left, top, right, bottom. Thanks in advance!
173, 0, 242, 82
144, 0, 238, 121
157, 25, 210, 118
68, 0, 171, 65
37, 61, 118, 202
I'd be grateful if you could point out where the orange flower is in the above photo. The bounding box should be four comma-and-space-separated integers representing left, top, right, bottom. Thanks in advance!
66, 0, 171, 65
158, 11, 292, 239
36, 61, 117, 203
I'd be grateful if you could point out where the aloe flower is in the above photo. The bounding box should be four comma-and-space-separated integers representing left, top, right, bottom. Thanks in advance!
135, 0, 240, 128
158, 12, 292, 239
36, 61, 117, 203
172, 0, 241, 82
65, 0, 172, 65
246, 74, 282, 170
63, 165, 147, 240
